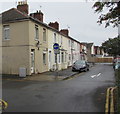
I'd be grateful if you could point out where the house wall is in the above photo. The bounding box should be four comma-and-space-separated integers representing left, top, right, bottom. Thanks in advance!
74, 41, 80, 61
61, 35, 69, 69
2, 19, 81, 75
91, 44, 95, 55
67, 39, 72, 66
28, 21, 48, 74
48, 29, 69, 71
2, 21, 30, 75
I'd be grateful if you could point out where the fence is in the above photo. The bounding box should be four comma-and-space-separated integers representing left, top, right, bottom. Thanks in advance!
95, 57, 113, 63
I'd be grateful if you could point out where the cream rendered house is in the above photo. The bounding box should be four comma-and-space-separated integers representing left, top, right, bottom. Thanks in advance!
73, 40, 80, 62
47, 22, 71, 71
2, 2, 49, 75
1, 1, 81, 76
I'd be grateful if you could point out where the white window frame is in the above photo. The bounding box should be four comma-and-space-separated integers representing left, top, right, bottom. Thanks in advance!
43, 28, 46, 42
61, 36, 63, 45
69, 54, 71, 61
65, 52, 67, 62
58, 53, 61, 64
35, 25, 39, 40
54, 33, 56, 43
43, 52, 46, 65
3, 25, 10, 40
69, 40, 71, 47
61, 52, 64, 63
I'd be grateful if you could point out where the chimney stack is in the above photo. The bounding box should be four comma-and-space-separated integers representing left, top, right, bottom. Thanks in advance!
60, 29, 69, 36
48, 22, 59, 30
30, 10, 43, 22
17, 0, 29, 14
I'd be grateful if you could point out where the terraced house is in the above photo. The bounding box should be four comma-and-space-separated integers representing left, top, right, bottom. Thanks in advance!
1, 1, 81, 76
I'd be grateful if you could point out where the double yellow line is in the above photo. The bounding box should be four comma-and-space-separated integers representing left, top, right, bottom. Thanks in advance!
105, 87, 117, 114
0, 99, 8, 110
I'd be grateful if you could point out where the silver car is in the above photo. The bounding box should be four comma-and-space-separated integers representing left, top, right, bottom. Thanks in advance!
72, 60, 89, 72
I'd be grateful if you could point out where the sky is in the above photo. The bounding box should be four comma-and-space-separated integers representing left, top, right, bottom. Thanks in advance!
0, 0, 118, 46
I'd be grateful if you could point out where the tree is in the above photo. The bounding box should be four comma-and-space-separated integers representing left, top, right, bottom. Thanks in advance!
92, 1, 120, 28
101, 36, 120, 56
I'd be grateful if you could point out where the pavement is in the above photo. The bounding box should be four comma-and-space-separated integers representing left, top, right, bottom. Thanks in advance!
2, 67, 79, 81
2, 62, 95, 82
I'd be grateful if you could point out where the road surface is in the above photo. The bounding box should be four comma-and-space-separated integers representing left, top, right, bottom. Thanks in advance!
2, 64, 115, 112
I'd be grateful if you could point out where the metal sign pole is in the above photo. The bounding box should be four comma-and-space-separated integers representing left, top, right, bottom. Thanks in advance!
55, 53, 58, 80
53, 43, 60, 80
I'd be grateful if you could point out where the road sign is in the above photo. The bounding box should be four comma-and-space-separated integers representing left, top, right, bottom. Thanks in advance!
53, 43, 59, 50
53, 43, 60, 54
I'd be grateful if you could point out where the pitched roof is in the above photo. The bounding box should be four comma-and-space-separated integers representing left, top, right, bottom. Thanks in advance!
2, 8, 29, 23
2, 8, 81, 44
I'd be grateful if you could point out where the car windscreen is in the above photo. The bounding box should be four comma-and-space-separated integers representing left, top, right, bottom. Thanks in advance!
75, 61, 85, 65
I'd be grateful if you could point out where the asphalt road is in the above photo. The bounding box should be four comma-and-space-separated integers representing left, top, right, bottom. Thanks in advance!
2, 64, 115, 112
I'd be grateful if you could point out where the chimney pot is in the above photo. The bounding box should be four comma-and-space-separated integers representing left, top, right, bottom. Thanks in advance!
48, 21, 59, 30
60, 29, 69, 36
30, 10, 44, 22
17, 1, 29, 14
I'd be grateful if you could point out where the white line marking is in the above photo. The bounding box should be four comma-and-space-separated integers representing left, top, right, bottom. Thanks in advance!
91, 75, 96, 78
91, 73, 102, 78
97, 73, 101, 77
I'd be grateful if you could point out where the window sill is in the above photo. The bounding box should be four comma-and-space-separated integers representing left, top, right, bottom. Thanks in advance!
3, 39, 10, 41
35, 39, 39, 41
43, 41, 46, 43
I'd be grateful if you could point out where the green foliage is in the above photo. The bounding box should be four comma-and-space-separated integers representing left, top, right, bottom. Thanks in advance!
92, 1, 120, 28
101, 36, 120, 56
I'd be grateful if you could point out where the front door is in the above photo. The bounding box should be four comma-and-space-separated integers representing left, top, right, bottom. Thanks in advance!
31, 51, 35, 74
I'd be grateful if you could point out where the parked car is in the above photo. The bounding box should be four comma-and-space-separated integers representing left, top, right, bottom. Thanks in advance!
115, 61, 120, 70
113, 57, 120, 69
72, 60, 89, 72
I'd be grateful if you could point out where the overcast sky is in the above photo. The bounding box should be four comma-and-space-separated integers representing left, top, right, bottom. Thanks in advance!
0, 0, 118, 46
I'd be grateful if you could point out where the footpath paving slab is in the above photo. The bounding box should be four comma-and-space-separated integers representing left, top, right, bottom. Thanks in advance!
2, 67, 79, 81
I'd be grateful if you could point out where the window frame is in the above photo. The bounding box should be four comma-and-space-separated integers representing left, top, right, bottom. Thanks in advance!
43, 52, 46, 65
54, 33, 56, 43
3, 25, 10, 40
35, 25, 39, 40
61, 52, 64, 63
43, 28, 46, 42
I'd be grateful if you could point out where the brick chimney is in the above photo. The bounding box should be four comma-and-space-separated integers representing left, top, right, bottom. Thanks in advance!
48, 22, 59, 30
30, 10, 43, 22
17, 0, 29, 14
60, 29, 69, 36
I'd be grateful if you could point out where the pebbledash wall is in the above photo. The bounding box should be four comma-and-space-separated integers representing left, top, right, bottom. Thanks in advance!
1, 1, 81, 76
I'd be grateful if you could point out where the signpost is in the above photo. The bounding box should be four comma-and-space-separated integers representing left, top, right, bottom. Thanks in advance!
53, 43, 60, 54
53, 43, 60, 79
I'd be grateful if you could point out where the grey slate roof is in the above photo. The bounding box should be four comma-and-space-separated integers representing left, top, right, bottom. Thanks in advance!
2, 8, 29, 23
2, 8, 80, 44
